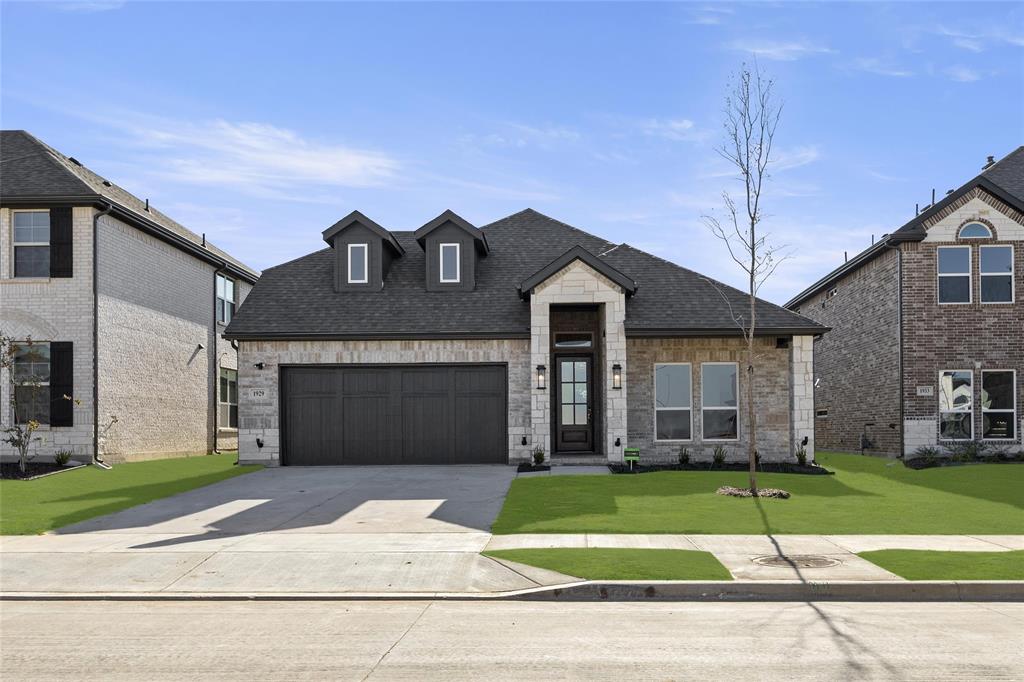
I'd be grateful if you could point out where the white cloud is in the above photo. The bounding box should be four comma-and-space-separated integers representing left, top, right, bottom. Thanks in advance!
460, 122, 580, 150
726, 39, 835, 61
110, 118, 401, 193
639, 118, 711, 143
851, 57, 914, 78
933, 25, 1024, 52
944, 65, 982, 82
773, 145, 821, 171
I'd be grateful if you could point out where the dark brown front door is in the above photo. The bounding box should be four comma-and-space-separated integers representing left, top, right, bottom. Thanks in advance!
556, 356, 593, 452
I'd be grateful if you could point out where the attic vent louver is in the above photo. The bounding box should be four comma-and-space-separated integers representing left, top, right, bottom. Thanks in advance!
102, 180, 112, 187
68, 157, 82, 166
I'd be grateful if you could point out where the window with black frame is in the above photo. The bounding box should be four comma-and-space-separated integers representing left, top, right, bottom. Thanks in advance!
219, 368, 238, 429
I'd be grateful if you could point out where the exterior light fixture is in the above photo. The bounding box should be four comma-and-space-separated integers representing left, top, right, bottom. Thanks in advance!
253, 362, 265, 370
612, 363, 622, 390
536, 364, 546, 390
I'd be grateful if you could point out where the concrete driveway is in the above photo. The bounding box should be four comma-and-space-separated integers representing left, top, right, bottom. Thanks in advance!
0, 466, 572, 595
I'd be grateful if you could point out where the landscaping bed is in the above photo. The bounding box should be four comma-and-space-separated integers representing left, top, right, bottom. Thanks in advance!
859, 549, 1024, 581
485, 548, 733, 581
1, 462, 86, 480
517, 463, 551, 473
903, 455, 1023, 470
608, 461, 831, 475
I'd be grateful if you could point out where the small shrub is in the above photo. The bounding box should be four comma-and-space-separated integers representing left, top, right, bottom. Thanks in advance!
914, 446, 940, 466
678, 445, 690, 466
794, 445, 807, 466
948, 441, 987, 463
531, 446, 545, 466
712, 444, 727, 467
53, 450, 73, 466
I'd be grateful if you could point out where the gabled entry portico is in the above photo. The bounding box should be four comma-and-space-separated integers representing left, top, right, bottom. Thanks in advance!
520, 246, 636, 462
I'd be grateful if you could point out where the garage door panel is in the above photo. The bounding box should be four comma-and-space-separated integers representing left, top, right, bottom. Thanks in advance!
282, 364, 506, 465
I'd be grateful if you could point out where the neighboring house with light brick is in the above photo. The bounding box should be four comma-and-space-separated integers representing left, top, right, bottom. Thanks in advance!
225, 208, 825, 466
786, 147, 1024, 457
0, 130, 259, 462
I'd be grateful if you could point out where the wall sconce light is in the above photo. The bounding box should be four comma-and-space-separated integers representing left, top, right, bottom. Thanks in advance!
253, 362, 265, 370
612, 363, 622, 390
536, 364, 546, 390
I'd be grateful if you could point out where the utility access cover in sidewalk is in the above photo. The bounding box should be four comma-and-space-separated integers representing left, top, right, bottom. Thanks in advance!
752, 555, 841, 568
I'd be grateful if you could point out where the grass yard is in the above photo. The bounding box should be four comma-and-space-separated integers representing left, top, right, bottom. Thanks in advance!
492, 452, 1024, 535
858, 550, 1024, 581
0, 454, 261, 535
485, 548, 733, 581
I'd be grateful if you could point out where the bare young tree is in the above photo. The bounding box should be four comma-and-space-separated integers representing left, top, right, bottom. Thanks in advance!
702, 64, 789, 495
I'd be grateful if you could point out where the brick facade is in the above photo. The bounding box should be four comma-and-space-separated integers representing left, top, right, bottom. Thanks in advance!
0, 206, 253, 463
792, 248, 902, 455
626, 336, 804, 462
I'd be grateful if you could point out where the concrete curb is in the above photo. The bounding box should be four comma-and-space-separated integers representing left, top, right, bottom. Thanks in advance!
2, 580, 1022, 602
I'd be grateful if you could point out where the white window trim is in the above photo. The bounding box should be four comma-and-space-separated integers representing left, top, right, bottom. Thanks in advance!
11, 340, 51, 425
12, 209, 51, 279
347, 243, 369, 284
958, 222, 992, 239
937, 245, 972, 305
439, 242, 461, 283
701, 361, 740, 442
938, 369, 973, 441
653, 362, 693, 443
216, 273, 236, 325
980, 244, 1015, 304
981, 369, 1016, 442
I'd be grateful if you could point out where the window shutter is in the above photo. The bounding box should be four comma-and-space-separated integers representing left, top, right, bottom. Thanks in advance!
49, 342, 74, 427
49, 207, 74, 278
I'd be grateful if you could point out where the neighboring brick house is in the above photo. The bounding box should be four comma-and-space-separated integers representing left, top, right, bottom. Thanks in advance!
786, 147, 1024, 457
225, 209, 825, 466
0, 130, 259, 462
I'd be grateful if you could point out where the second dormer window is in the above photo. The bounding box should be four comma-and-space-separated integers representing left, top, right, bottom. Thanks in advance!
440, 243, 460, 283
348, 243, 368, 284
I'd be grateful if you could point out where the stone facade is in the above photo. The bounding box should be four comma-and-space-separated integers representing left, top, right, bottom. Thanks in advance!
236, 339, 533, 465
529, 260, 627, 461
626, 336, 803, 462
0, 205, 253, 463
792, 247, 902, 455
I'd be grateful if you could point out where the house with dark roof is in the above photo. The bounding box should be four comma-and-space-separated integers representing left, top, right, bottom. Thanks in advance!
0, 130, 259, 462
225, 208, 825, 466
785, 147, 1024, 457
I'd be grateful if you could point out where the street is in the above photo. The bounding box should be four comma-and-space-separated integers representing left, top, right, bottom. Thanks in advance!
2, 600, 1022, 680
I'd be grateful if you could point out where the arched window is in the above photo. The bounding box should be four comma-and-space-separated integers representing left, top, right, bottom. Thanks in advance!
959, 222, 992, 239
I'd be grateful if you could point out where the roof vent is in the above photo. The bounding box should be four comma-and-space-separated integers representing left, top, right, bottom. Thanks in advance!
983, 155, 995, 169
946, 189, 954, 196
68, 157, 82, 166
102, 180, 112, 187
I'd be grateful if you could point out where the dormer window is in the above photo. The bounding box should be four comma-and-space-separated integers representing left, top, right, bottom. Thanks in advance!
959, 222, 992, 239
348, 243, 368, 284
440, 243, 460, 283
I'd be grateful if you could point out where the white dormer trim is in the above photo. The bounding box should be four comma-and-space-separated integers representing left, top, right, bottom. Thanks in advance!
347, 243, 368, 284
439, 242, 460, 283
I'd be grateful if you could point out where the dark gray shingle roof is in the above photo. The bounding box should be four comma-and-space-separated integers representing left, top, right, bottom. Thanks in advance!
0, 130, 258, 281
226, 208, 825, 339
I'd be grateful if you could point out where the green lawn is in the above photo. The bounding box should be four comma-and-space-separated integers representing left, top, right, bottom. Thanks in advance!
859, 550, 1024, 580
485, 548, 733, 581
492, 452, 1024, 535
1, 454, 261, 535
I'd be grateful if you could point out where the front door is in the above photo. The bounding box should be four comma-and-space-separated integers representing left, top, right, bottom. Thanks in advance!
556, 356, 593, 452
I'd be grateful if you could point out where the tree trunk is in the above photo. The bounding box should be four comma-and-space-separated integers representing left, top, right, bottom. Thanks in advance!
748, 228, 758, 495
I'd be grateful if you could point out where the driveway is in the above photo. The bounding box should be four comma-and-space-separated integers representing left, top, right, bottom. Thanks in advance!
0, 466, 573, 594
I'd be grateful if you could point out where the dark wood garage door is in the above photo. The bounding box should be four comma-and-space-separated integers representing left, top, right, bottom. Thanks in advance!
281, 365, 507, 465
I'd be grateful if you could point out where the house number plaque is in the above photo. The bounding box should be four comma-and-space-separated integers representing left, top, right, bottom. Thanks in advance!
916, 386, 934, 397
250, 389, 267, 399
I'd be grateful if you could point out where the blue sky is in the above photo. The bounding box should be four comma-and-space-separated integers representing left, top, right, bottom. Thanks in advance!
3, 1, 1022, 303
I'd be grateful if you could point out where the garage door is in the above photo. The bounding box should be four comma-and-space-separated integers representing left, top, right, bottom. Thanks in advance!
281, 365, 507, 465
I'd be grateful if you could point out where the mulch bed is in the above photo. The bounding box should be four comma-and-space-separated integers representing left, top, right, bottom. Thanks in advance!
903, 456, 1024, 470
1, 462, 84, 480
517, 463, 551, 473
716, 485, 791, 499
608, 462, 832, 475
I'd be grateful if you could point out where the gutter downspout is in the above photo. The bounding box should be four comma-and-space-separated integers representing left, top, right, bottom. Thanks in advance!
92, 203, 113, 468
230, 339, 240, 465
212, 262, 226, 455
883, 240, 904, 458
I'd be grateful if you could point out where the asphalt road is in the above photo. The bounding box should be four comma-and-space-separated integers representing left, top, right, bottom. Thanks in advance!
2, 600, 1022, 680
